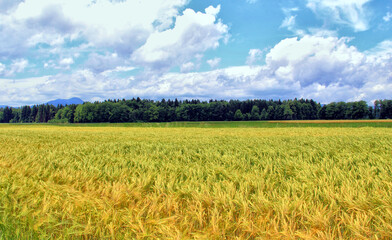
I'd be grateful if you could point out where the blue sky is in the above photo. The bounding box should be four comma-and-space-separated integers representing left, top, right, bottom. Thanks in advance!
0, 0, 391, 106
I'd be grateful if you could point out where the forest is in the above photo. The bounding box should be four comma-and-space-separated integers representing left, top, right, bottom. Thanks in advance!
0, 98, 392, 123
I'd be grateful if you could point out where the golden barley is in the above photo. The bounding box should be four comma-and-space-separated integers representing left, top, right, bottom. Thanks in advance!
0, 125, 391, 239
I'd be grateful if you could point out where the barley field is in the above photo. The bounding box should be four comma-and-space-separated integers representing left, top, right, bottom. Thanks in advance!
0, 124, 392, 239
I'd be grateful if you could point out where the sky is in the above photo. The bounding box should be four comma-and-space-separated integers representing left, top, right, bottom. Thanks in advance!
0, 0, 391, 106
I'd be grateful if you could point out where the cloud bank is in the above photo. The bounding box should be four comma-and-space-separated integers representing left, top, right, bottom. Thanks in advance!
2, 35, 391, 106
0, 0, 391, 106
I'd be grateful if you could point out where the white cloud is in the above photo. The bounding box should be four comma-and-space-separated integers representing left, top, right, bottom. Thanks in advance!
280, 7, 307, 36
306, 0, 371, 32
59, 57, 74, 67
246, 49, 263, 66
101, 66, 136, 77
383, 12, 392, 22
365, 40, 392, 57
246, 0, 258, 4
2, 35, 392, 106
280, 8, 299, 30
205, 5, 221, 16
0, 1, 228, 84
281, 15, 296, 30
265, 35, 367, 87
132, 5, 228, 72
2, 59, 29, 76
0, 76, 50, 106
0, 0, 188, 59
140, 36, 391, 103
207, 58, 221, 69
0, 63, 5, 74
180, 62, 196, 73
12, 59, 29, 72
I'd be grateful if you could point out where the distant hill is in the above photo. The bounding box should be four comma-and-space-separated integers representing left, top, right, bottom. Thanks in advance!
46, 97, 84, 106
0, 98, 84, 108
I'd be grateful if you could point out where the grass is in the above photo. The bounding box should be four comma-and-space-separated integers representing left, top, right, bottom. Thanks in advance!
0, 123, 392, 239
5, 119, 392, 128
46, 119, 392, 128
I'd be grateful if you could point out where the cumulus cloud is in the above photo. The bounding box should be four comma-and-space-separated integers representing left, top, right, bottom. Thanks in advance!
132, 36, 391, 103
2, 35, 392, 106
0, 0, 188, 59
0, 1, 229, 82
306, 0, 371, 32
180, 62, 196, 73
0, 59, 29, 77
142, 36, 391, 103
207, 58, 221, 69
246, 49, 263, 66
0, 76, 51, 106
2, 70, 140, 105
59, 57, 74, 68
11, 59, 29, 73
132, 5, 228, 72
0, 20, 30, 59
265, 36, 368, 87
262, 35, 391, 102
366, 40, 392, 56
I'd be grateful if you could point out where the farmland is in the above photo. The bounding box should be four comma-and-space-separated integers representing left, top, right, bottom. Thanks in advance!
1, 123, 392, 239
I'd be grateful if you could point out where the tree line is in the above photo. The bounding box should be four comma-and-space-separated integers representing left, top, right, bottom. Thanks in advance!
1, 98, 392, 123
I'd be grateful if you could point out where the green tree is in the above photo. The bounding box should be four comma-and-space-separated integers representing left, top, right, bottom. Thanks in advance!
3, 107, 13, 123
30, 105, 38, 122
74, 103, 96, 123
175, 105, 188, 121
96, 102, 114, 122
266, 106, 275, 120
283, 104, 293, 120
21, 106, 31, 122
250, 105, 260, 120
63, 105, 77, 123
143, 103, 159, 122
109, 104, 130, 123
318, 105, 327, 119
260, 108, 268, 120
335, 102, 347, 119
55, 108, 64, 120
35, 105, 45, 122
10, 108, 21, 123
234, 109, 244, 121
351, 101, 368, 119
325, 102, 337, 119
379, 100, 392, 119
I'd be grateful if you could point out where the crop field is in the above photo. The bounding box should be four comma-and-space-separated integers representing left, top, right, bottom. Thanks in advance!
0, 124, 392, 239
